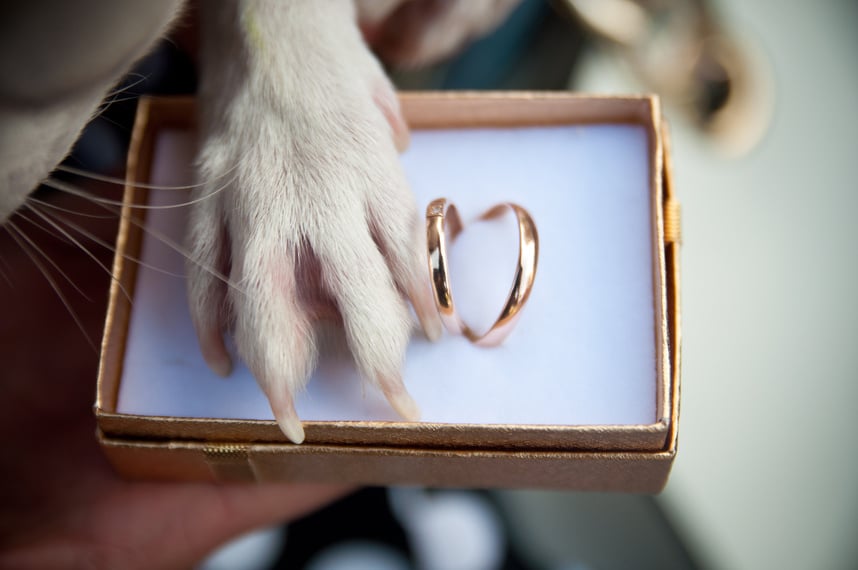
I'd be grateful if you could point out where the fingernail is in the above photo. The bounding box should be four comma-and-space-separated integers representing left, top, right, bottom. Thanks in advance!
206, 353, 233, 377
373, 82, 411, 152
410, 285, 442, 342
384, 385, 421, 421
198, 327, 233, 377
422, 313, 442, 342
270, 393, 306, 444
393, 125, 411, 153
278, 416, 306, 445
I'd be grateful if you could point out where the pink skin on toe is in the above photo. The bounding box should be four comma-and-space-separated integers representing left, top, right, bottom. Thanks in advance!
269, 389, 305, 445
373, 82, 411, 153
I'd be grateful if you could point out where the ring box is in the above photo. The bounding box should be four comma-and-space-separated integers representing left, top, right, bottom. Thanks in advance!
96, 93, 681, 492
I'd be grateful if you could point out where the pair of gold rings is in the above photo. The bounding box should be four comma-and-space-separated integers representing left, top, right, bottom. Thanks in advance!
426, 198, 539, 347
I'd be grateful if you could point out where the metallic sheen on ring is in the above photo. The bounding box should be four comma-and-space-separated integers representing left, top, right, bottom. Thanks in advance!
425, 198, 539, 347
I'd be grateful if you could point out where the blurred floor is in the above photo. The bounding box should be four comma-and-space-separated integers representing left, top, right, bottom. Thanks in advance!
201, 487, 698, 569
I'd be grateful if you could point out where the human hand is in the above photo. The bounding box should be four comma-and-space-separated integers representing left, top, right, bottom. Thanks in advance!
0, 198, 351, 569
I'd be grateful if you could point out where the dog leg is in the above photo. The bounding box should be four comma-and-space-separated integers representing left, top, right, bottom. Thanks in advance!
189, 0, 440, 442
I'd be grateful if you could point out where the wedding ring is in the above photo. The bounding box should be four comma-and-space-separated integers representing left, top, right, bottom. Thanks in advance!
425, 198, 539, 347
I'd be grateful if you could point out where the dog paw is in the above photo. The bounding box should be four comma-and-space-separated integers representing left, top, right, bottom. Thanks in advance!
187, 1, 439, 443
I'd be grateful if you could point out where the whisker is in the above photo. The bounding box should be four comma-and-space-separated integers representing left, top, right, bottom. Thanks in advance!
0, 255, 13, 288
28, 181, 246, 299
27, 196, 119, 220
13, 208, 74, 245
28, 195, 214, 293
43, 174, 236, 210
98, 94, 148, 107
104, 72, 150, 100
54, 152, 248, 191
6, 217, 92, 301
90, 112, 133, 133
23, 203, 133, 303
3, 223, 96, 351
93, 201, 246, 298
56, 165, 209, 190
97, 73, 152, 114
31, 205, 185, 280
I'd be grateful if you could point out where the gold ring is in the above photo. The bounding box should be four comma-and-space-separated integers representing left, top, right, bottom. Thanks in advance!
426, 198, 539, 347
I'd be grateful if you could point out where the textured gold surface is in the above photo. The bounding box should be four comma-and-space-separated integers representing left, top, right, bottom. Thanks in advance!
203, 443, 249, 459
664, 200, 682, 245
203, 444, 255, 482
99, 436, 674, 492
97, 411, 671, 451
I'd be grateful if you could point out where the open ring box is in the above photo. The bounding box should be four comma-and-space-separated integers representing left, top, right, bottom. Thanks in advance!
96, 93, 681, 492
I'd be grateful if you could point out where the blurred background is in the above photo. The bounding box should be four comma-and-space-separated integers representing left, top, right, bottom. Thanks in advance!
3, 0, 856, 568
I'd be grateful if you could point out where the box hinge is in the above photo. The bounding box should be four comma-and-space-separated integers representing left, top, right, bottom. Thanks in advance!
664, 198, 681, 244
203, 444, 256, 482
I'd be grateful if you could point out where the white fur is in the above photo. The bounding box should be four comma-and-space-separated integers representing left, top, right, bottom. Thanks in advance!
0, 0, 522, 444
0, 0, 185, 220
189, 0, 444, 443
